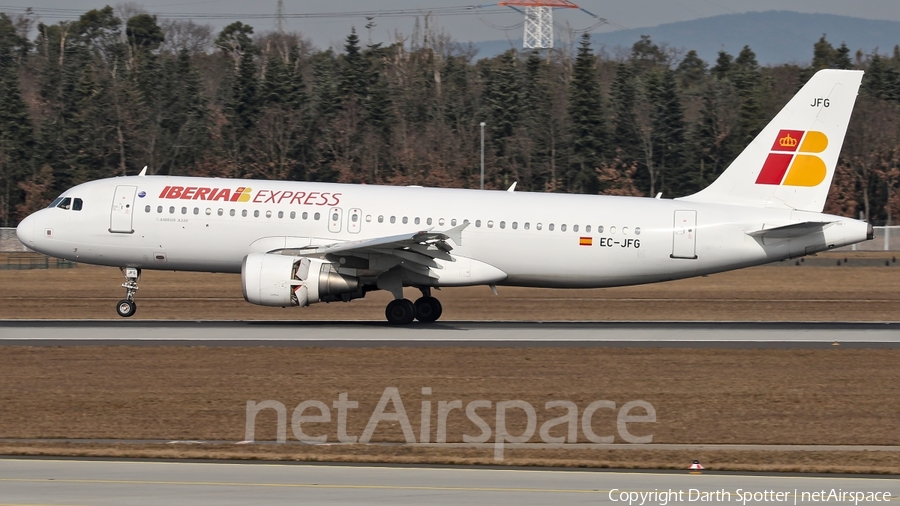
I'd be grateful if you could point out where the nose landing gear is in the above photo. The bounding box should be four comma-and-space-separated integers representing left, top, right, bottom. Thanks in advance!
116, 267, 140, 317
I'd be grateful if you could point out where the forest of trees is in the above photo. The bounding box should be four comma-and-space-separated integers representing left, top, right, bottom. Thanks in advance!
1, 6, 900, 227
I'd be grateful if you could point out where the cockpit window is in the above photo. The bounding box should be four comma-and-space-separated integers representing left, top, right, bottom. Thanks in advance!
57, 197, 72, 210
48, 197, 63, 208
72, 198, 83, 211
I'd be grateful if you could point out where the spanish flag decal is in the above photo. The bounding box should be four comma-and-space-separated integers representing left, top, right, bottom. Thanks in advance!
579, 237, 593, 246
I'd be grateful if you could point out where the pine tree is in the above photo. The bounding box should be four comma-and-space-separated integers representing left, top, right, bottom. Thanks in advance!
339, 28, 368, 103
649, 69, 686, 196
567, 33, 605, 194
0, 14, 35, 224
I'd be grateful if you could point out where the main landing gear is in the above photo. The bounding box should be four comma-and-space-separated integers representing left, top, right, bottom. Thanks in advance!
384, 287, 443, 325
116, 267, 140, 317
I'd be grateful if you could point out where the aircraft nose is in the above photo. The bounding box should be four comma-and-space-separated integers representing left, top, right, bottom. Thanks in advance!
16, 213, 35, 248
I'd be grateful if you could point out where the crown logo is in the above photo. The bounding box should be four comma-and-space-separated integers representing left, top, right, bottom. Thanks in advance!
779, 134, 798, 148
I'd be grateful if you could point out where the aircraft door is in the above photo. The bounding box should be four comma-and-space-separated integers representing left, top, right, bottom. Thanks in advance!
328, 207, 343, 233
109, 185, 138, 234
671, 210, 697, 259
348, 208, 362, 234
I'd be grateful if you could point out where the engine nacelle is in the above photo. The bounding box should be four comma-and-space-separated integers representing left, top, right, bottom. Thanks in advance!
241, 253, 359, 307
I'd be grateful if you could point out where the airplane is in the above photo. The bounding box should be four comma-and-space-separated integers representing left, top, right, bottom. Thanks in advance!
16, 69, 872, 324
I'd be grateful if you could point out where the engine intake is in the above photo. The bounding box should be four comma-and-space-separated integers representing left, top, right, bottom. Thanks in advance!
242, 253, 359, 307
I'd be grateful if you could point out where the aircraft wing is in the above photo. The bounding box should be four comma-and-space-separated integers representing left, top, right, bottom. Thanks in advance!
294, 222, 469, 275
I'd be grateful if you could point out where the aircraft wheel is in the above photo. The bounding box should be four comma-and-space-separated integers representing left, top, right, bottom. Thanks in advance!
414, 296, 443, 323
116, 300, 137, 318
385, 299, 416, 325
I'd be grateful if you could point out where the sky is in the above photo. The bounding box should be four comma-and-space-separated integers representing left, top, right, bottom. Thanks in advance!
9, 0, 900, 51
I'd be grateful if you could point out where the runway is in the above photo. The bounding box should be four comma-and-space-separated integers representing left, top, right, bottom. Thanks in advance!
2, 320, 900, 346
0, 459, 896, 506
1, 320, 899, 348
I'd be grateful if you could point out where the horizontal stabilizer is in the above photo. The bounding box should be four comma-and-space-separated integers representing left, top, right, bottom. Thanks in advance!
747, 221, 832, 240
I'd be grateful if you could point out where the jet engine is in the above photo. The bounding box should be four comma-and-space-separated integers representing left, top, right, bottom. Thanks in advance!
241, 253, 359, 307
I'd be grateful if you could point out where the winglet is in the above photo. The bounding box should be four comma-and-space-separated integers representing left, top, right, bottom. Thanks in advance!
138, 166, 148, 176
443, 222, 470, 247
507, 182, 517, 192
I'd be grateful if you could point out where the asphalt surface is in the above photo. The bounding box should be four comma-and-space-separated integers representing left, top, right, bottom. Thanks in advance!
1, 321, 899, 348
0, 459, 896, 506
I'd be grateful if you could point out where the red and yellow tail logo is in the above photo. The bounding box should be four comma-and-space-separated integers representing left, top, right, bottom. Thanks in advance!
755, 130, 828, 186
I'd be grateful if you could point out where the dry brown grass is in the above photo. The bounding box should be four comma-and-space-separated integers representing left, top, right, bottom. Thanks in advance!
1, 252, 899, 321
0, 346, 898, 473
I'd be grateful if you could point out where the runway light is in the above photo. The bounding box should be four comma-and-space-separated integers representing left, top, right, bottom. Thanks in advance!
689, 460, 704, 474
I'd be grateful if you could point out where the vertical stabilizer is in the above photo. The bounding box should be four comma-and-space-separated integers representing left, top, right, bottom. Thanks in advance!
679, 69, 863, 212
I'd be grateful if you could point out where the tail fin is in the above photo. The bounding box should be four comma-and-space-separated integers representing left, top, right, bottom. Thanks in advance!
679, 69, 863, 212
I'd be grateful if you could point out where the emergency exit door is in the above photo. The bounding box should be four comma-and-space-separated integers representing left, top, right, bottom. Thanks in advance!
671, 210, 697, 259
328, 207, 343, 233
109, 185, 137, 234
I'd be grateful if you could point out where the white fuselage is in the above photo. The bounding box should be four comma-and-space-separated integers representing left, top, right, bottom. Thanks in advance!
16, 175, 870, 289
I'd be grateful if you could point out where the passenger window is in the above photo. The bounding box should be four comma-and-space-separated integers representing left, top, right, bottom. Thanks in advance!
524, 223, 530, 230
302, 212, 309, 220
499, 221, 506, 229
230, 209, 236, 217
266, 210, 272, 218
58, 198, 71, 210
512, 222, 518, 230
439, 218, 445, 226
290, 211, 296, 219
378, 215, 384, 223
169, 206, 175, 214
390, 216, 396, 224
402, 216, 408, 224
217, 209, 223, 216
352, 214, 359, 223
561, 224, 566, 232
242, 210, 248, 217
254, 210, 260, 218
157, 206, 163, 214
623, 227, 629, 235
475, 220, 481, 228
586, 225, 591, 233
598, 225, 604, 233
427, 218, 433, 225
145, 205, 151, 213
414, 217, 420, 225
451, 219, 457, 226
193, 207, 199, 215
333, 211, 340, 222
573, 224, 579, 232
73, 198, 83, 211
314, 212, 321, 220
610, 226, 616, 234
536, 223, 542, 230
277, 211, 283, 219
181, 207, 187, 215
487, 220, 494, 228
635, 227, 641, 235
205, 208, 211, 216
549, 223, 555, 231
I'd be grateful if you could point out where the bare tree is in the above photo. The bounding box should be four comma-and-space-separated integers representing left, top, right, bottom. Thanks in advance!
159, 19, 213, 54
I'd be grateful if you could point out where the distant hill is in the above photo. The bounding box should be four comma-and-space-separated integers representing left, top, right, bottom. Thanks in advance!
473, 11, 900, 66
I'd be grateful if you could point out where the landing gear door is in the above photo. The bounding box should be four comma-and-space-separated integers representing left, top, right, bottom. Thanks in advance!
328, 207, 343, 233
110, 185, 137, 234
671, 210, 698, 259
348, 208, 362, 234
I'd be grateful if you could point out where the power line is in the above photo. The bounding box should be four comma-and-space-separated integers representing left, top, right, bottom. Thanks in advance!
0, 5, 510, 21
